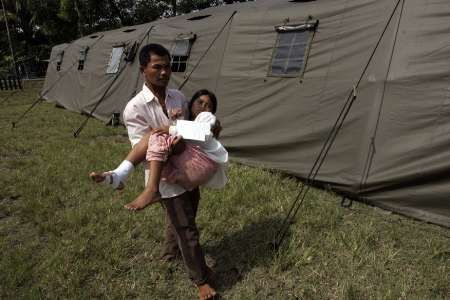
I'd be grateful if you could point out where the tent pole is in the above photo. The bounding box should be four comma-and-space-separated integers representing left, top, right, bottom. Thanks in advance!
1, 0, 20, 81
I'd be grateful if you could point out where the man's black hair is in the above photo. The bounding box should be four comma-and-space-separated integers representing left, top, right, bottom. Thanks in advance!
139, 44, 171, 67
189, 89, 218, 119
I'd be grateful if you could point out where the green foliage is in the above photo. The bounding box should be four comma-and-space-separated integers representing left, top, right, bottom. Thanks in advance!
0, 0, 255, 73
0, 83, 449, 299
134, 0, 171, 24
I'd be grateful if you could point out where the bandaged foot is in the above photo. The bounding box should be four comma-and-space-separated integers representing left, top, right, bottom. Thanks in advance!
124, 188, 161, 211
89, 160, 134, 190
89, 171, 125, 190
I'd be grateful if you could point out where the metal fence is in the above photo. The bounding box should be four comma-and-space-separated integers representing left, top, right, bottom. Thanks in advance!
0, 74, 22, 90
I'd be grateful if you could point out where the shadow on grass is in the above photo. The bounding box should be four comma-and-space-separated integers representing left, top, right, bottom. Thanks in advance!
205, 216, 290, 291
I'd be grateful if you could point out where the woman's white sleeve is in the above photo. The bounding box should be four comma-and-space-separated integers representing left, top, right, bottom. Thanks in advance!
169, 125, 178, 136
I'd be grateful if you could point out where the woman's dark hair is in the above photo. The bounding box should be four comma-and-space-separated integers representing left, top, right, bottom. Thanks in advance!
189, 89, 218, 119
139, 43, 171, 67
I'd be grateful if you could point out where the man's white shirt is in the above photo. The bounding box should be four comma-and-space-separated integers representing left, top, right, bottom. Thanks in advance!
123, 83, 189, 198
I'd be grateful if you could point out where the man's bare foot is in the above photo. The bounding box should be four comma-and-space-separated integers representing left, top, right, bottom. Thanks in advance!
124, 189, 161, 211
198, 283, 217, 300
89, 171, 124, 190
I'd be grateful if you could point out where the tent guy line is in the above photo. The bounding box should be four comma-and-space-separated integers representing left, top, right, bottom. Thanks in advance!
273, 0, 404, 249
73, 25, 155, 138
358, 0, 406, 191
178, 10, 237, 91
10, 35, 105, 129
0, 89, 21, 106
41, 0, 450, 227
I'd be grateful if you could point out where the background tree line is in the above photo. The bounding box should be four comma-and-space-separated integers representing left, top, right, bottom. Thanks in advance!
0, 0, 252, 75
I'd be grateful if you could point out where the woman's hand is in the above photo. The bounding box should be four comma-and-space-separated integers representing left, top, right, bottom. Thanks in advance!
212, 119, 222, 138
170, 135, 186, 155
170, 108, 183, 120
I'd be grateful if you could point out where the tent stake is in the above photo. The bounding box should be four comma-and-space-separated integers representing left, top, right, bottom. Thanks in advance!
341, 197, 353, 208
11, 97, 44, 129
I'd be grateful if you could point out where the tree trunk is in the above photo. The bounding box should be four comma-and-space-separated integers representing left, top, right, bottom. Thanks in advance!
73, 0, 83, 37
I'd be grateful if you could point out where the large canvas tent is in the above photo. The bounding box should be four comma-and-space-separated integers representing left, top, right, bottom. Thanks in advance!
42, 0, 450, 227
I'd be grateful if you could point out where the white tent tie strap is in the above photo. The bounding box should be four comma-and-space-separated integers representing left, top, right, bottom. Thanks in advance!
40, 39, 101, 99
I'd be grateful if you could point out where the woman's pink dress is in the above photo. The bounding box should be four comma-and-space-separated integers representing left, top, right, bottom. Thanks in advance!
146, 132, 218, 191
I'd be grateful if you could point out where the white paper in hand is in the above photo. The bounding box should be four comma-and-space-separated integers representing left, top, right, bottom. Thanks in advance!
176, 120, 211, 141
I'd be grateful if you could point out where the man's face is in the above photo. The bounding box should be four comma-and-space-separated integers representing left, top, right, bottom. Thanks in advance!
141, 53, 171, 88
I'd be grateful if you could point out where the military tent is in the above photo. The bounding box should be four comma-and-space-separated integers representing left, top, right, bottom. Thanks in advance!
42, 0, 450, 227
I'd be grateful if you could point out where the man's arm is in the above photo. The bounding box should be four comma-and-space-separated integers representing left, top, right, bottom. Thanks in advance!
123, 102, 151, 147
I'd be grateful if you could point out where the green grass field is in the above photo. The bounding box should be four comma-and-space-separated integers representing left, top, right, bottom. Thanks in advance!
1, 82, 449, 299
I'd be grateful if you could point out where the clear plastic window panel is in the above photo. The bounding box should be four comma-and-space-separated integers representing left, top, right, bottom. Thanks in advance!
271, 31, 309, 75
172, 39, 190, 56
106, 47, 124, 74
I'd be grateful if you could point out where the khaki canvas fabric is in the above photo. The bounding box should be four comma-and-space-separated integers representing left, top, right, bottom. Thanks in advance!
42, 0, 450, 227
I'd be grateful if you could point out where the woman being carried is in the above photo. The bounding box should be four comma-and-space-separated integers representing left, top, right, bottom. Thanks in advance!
90, 89, 227, 211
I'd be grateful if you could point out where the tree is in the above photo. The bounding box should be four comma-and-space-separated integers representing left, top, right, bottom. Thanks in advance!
0, 0, 255, 74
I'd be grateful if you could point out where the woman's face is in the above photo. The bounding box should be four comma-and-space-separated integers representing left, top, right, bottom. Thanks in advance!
191, 95, 213, 119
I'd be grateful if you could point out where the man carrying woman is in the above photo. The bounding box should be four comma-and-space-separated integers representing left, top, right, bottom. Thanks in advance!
91, 44, 223, 300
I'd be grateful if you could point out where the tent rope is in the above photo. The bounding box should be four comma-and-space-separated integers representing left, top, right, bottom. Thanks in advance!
73, 25, 154, 138
11, 97, 44, 128
38, 43, 76, 98
0, 45, 73, 107
272, 0, 404, 250
0, 89, 21, 105
11, 36, 104, 129
178, 10, 237, 91
129, 27, 151, 99
358, 0, 406, 191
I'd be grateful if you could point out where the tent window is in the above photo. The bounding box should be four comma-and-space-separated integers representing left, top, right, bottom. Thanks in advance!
106, 46, 124, 74
78, 46, 90, 71
56, 51, 64, 71
171, 34, 196, 73
269, 20, 318, 77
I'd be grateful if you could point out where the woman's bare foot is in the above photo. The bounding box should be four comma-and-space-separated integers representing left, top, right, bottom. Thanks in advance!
89, 171, 124, 190
124, 189, 161, 211
198, 284, 217, 300
198, 283, 217, 300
